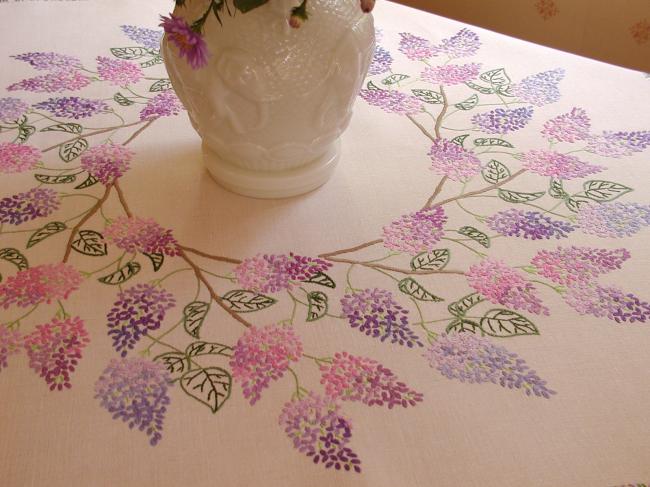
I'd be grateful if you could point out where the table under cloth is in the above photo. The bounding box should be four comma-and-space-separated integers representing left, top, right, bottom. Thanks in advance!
1, 1, 649, 486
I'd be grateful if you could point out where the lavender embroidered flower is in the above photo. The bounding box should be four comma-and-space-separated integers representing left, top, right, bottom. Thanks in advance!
120, 25, 163, 50
0, 263, 82, 309
541, 107, 591, 143
398, 32, 437, 60
436, 28, 481, 58
428, 138, 482, 181
586, 131, 650, 158
80, 143, 133, 185
521, 149, 603, 179
564, 282, 650, 323
358, 88, 423, 115
33, 96, 108, 119
421, 63, 481, 86
341, 288, 422, 348
576, 202, 650, 238
0, 142, 41, 173
106, 284, 176, 357
0, 97, 29, 123
279, 392, 361, 472
424, 332, 555, 398
368, 46, 393, 75
511, 68, 565, 106
472, 107, 534, 134
382, 206, 447, 255
0, 327, 22, 373
8, 71, 91, 93
160, 14, 209, 69
487, 209, 575, 240
0, 187, 60, 226
139, 91, 183, 120
11, 52, 81, 71
95, 357, 172, 446
96, 56, 144, 86
104, 216, 180, 256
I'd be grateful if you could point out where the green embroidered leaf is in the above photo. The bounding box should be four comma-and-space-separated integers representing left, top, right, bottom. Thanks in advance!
180, 367, 232, 413
454, 94, 478, 110
149, 79, 173, 92
306, 291, 328, 322
583, 180, 632, 202
446, 319, 481, 334
221, 290, 276, 312
498, 189, 545, 203
34, 173, 76, 184
480, 68, 511, 86
564, 195, 592, 213
496, 84, 514, 97
464, 81, 495, 94
549, 178, 568, 199
40, 123, 82, 134
411, 88, 444, 104
140, 55, 163, 68
448, 293, 484, 318
303, 271, 336, 288
366, 80, 380, 91
154, 352, 189, 380
71, 230, 107, 256
382, 73, 409, 85
0, 248, 28, 270
143, 252, 164, 272
17, 124, 36, 143
113, 92, 134, 106
74, 174, 99, 189
110, 46, 149, 60
398, 278, 443, 302
183, 301, 210, 338
233, 0, 270, 13
27, 222, 66, 248
482, 160, 510, 184
473, 138, 514, 148
59, 138, 88, 162
451, 134, 469, 147
186, 341, 233, 358
98, 261, 141, 285
458, 226, 490, 248
480, 309, 539, 337
410, 249, 450, 271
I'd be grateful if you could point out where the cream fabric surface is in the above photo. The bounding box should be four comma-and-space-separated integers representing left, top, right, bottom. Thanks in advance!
0, 1, 649, 487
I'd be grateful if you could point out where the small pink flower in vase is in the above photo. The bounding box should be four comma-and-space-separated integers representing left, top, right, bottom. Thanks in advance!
160, 14, 209, 69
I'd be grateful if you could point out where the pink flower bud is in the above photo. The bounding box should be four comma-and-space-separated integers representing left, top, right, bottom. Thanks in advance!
289, 14, 303, 28
360, 0, 375, 13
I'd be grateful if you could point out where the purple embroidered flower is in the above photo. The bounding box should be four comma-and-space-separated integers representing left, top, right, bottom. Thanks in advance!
160, 14, 209, 69
436, 28, 481, 58
466, 259, 548, 315
586, 131, 650, 158
564, 282, 650, 323
104, 216, 180, 256
0, 187, 60, 226
511, 68, 565, 106
230, 324, 302, 405
341, 288, 422, 348
0, 263, 82, 309
487, 209, 575, 240
139, 91, 183, 120
0, 97, 29, 123
33, 96, 109, 119
358, 88, 423, 115
96, 56, 144, 86
23, 316, 90, 391
0, 143, 41, 173
320, 352, 423, 408
7, 71, 91, 93
106, 284, 176, 357
424, 332, 555, 398
576, 202, 650, 238
11, 52, 81, 71
428, 138, 482, 181
421, 63, 481, 85
382, 206, 447, 255
0, 327, 22, 373
279, 392, 361, 472
398, 32, 437, 60
472, 107, 534, 134
521, 149, 603, 179
368, 46, 393, 75
121, 25, 163, 50
79, 143, 133, 185
541, 107, 591, 143
95, 357, 172, 446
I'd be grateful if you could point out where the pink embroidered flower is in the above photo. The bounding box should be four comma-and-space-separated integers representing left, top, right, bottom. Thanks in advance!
96, 56, 144, 86
23, 316, 90, 390
466, 259, 548, 315
160, 14, 209, 69
541, 108, 591, 143
80, 143, 133, 185
0, 263, 83, 309
0, 97, 29, 123
398, 32, 437, 60
382, 206, 447, 255
230, 324, 303, 405
428, 138, 482, 181
586, 131, 650, 158
576, 202, 650, 238
139, 91, 183, 120
7, 71, 91, 93
358, 89, 423, 115
564, 282, 650, 323
0, 142, 41, 173
104, 216, 180, 256
0, 187, 59, 226
11, 52, 81, 71
436, 28, 481, 59
421, 63, 481, 85
320, 352, 423, 408
0, 327, 22, 373
521, 149, 603, 179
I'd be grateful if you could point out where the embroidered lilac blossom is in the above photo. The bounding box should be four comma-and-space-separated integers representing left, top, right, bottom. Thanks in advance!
436, 28, 481, 58
421, 63, 481, 85
466, 259, 548, 315
279, 392, 361, 472
23, 316, 90, 391
106, 284, 176, 357
564, 282, 650, 323
160, 14, 209, 69
104, 216, 180, 256
95, 357, 172, 446
234, 253, 331, 294
341, 288, 422, 347
80, 143, 133, 185
0, 187, 59, 225
576, 202, 650, 238
0, 327, 22, 373
0, 263, 82, 309
7, 71, 91, 93
120, 25, 163, 50
139, 91, 183, 120
541, 107, 591, 143
33, 96, 108, 119
11, 52, 81, 71
586, 131, 650, 158
358, 89, 423, 115
230, 324, 302, 405
424, 332, 555, 398
368, 46, 393, 75
320, 352, 423, 408
96, 56, 144, 86
398, 32, 437, 60
511, 68, 565, 106
472, 107, 534, 134
531, 246, 630, 286
382, 206, 447, 255
0, 142, 41, 173
521, 149, 603, 179
486, 209, 575, 240
0, 97, 29, 123
428, 138, 482, 181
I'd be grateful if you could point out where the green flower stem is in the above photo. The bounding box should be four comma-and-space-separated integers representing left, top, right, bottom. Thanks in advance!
1, 305, 38, 328
441, 236, 487, 258
528, 279, 565, 294
152, 267, 192, 286
302, 353, 333, 366
144, 316, 184, 354
123, 86, 152, 100
287, 366, 308, 399
81, 252, 126, 277
455, 199, 487, 221
56, 299, 69, 319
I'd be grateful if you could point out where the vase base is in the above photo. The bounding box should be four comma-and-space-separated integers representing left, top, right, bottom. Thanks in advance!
202, 142, 340, 199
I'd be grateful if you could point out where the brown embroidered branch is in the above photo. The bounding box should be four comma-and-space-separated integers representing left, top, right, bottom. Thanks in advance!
42, 119, 148, 153
430, 169, 527, 208
123, 118, 155, 146
433, 85, 448, 139
406, 114, 436, 143
319, 238, 383, 259
324, 256, 465, 276
422, 176, 448, 210
113, 180, 132, 218
179, 245, 242, 264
